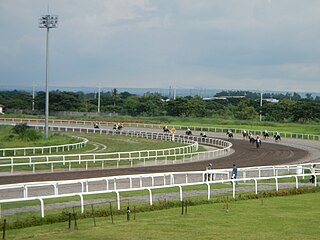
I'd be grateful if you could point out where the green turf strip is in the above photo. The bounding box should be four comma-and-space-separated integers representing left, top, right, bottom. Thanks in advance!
3, 191, 320, 240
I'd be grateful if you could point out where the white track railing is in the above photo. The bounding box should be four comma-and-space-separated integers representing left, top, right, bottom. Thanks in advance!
1, 117, 319, 141
0, 130, 196, 173
0, 128, 232, 173
0, 170, 229, 200
1, 162, 317, 201
0, 136, 88, 157
0, 168, 318, 218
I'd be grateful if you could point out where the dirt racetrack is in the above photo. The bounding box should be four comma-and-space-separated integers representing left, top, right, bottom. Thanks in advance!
0, 138, 308, 185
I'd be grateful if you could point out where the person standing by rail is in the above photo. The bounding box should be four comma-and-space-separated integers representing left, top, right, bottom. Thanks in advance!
310, 164, 316, 183
204, 163, 213, 181
231, 163, 238, 184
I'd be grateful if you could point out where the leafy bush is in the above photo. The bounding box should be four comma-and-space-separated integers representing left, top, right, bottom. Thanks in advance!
11, 123, 30, 136
23, 128, 42, 141
11, 123, 42, 141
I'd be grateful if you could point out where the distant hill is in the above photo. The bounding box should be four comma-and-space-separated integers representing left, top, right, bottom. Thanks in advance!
0, 85, 319, 98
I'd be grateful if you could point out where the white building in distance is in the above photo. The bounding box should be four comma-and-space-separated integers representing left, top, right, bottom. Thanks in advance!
0, 104, 4, 114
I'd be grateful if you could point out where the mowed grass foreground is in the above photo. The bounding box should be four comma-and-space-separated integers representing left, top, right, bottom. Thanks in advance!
6, 192, 320, 240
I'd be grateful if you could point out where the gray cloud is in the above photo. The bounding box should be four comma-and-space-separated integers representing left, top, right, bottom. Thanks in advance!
1, 0, 320, 92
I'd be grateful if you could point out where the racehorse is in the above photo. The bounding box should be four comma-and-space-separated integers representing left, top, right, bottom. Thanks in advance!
93, 122, 99, 129
242, 130, 248, 140
163, 126, 170, 133
186, 129, 192, 135
255, 136, 262, 148
262, 130, 269, 140
113, 123, 123, 130
200, 132, 207, 137
274, 134, 281, 142
249, 134, 255, 144
227, 130, 233, 139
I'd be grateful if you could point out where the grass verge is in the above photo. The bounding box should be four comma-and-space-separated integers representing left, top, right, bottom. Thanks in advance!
2, 189, 320, 240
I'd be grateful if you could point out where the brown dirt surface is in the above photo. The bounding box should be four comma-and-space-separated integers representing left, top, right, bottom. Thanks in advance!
0, 138, 308, 185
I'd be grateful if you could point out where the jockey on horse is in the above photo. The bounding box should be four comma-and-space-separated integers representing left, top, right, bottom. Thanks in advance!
242, 130, 248, 139
200, 132, 207, 137
274, 131, 281, 142
255, 135, 262, 148
163, 126, 169, 133
113, 122, 123, 130
227, 130, 233, 139
186, 128, 192, 135
262, 130, 269, 139
248, 133, 255, 144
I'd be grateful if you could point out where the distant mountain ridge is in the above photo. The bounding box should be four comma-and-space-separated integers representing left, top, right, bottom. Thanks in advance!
0, 85, 319, 98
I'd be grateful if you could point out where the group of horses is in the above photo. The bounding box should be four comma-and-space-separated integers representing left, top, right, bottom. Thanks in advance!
113, 123, 123, 130
163, 126, 282, 147
92, 122, 124, 130
241, 130, 281, 142
162, 126, 177, 134
226, 129, 281, 148
93, 123, 282, 146
163, 126, 207, 137
243, 130, 281, 148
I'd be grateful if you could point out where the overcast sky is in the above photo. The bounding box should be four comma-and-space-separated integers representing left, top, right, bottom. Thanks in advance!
1, 0, 320, 93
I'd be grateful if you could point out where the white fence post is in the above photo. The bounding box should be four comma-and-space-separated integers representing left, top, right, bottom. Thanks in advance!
147, 188, 153, 206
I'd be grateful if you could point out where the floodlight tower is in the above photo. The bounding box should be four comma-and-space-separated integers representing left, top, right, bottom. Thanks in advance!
98, 87, 101, 113
32, 81, 35, 111
39, 14, 58, 139
260, 92, 263, 121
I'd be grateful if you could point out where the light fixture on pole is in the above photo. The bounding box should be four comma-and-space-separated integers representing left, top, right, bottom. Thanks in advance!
39, 14, 58, 139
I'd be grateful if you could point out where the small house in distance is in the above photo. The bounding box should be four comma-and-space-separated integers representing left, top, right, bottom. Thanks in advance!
264, 98, 279, 103
0, 104, 4, 114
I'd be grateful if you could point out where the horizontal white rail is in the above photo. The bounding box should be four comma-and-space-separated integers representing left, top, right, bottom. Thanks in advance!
0, 162, 318, 200
0, 134, 88, 157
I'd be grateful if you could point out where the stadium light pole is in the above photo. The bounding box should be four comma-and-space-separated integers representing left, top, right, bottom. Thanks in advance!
260, 92, 263, 121
98, 87, 101, 113
32, 81, 35, 112
39, 14, 58, 139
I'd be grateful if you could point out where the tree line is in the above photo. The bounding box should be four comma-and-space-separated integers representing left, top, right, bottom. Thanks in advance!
0, 89, 319, 123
